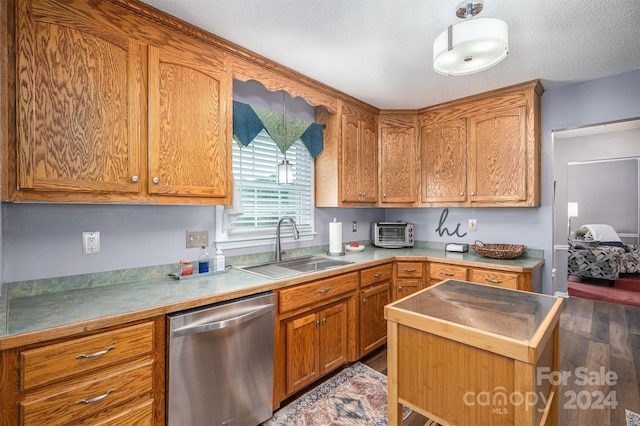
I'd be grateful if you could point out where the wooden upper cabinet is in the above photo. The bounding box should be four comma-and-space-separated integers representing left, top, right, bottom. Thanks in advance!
148, 45, 230, 199
9, 0, 232, 203
420, 119, 467, 203
379, 112, 418, 206
337, 102, 378, 205
16, 0, 142, 195
418, 80, 542, 207
468, 106, 527, 204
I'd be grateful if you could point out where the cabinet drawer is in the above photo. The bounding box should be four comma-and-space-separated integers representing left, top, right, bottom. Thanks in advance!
396, 262, 423, 278
360, 264, 392, 287
21, 359, 153, 426
21, 322, 154, 391
78, 399, 153, 426
279, 272, 358, 313
429, 263, 467, 281
470, 269, 519, 289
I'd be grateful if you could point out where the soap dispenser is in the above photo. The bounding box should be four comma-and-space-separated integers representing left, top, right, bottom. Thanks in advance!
214, 246, 225, 272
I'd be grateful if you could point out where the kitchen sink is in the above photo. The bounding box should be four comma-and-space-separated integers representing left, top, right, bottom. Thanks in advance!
240, 256, 354, 280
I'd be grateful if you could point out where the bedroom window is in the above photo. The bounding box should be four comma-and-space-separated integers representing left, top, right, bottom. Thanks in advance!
215, 130, 315, 249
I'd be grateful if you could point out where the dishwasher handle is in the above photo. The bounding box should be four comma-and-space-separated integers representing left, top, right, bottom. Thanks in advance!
171, 303, 274, 337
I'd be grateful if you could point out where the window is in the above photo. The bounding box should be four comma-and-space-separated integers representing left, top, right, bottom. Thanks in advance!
216, 130, 315, 249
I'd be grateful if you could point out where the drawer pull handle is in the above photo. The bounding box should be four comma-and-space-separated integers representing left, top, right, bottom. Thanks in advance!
440, 272, 455, 276
486, 279, 503, 283
373, 273, 382, 278
75, 345, 116, 360
76, 388, 116, 405
403, 269, 417, 273
318, 288, 331, 294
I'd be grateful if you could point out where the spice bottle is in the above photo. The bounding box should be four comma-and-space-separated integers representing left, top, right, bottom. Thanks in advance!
198, 245, 209, 273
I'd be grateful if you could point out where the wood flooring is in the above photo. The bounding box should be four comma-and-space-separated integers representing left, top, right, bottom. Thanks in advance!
360, 295, 640, 426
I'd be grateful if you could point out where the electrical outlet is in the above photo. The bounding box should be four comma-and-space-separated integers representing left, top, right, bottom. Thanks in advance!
82, 231, 101, 255
469, 219, 477, 232
352, 221, 357, 232
186, 230, 209, 248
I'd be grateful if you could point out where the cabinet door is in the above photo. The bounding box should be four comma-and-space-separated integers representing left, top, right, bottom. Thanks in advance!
360, 282, 391, 356
421, 119, 467, 203
17, 0, 142, 194
319, 302, 348, 374
394, 279, 422, 301
359, 119, 379, 203
285, 312, 320, 394
380, 125, 416, 204
341, 116, 377, 204
148, 45, 229, 198
341, 115, 361, 203
468, 106, 527, 203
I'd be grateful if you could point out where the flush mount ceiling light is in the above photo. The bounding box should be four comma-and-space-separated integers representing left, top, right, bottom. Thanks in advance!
433, 0, 508, 76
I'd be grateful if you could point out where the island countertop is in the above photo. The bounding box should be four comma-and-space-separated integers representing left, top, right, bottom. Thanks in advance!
0, 247, 544, 350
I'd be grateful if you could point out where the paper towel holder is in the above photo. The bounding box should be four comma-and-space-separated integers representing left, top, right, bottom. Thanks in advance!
328, 218, 346, 256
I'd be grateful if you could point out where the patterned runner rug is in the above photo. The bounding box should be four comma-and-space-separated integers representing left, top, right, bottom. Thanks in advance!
263, 362, 411, 426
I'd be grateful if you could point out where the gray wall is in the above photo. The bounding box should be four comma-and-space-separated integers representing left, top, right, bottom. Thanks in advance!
568, 159, 639, 235
2, 70, 640, 290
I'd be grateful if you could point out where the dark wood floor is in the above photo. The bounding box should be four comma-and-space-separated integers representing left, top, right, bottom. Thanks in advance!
361, 295, 640, 426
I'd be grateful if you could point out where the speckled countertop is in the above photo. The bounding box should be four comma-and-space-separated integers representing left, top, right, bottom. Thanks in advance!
0, 246, 544, 350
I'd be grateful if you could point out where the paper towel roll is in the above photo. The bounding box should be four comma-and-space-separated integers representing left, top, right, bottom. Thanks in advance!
329, 220, 343, 255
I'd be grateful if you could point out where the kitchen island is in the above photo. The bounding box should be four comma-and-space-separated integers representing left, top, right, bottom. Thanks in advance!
385, 279, 563, 426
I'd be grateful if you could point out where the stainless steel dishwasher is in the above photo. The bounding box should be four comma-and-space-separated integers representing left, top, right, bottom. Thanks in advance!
167, 292, 275, 426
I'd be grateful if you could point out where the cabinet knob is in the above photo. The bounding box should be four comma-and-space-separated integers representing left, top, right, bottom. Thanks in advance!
131, 175, 139, 183
363, 298, 367, 304
152, 177, 159, 185
383, 193, 387, 198
398, 286, 403, 292
316, 320, 320, 327
471, 191, 475, 196
459, 192, 464, 196
322, 317, 326, 326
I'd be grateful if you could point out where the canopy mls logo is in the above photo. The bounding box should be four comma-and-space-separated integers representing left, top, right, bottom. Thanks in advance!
463, 367, 619, 414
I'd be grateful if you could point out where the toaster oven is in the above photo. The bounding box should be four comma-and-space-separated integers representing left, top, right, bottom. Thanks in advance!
371, 222, 414, 248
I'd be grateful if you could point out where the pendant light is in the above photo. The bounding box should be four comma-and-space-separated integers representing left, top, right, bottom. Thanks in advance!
433, 1, 508, 76
277, 92, 293, 185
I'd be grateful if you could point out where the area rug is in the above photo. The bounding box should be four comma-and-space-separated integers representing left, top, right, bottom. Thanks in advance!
627, 409, 640, 426
568, 275, 640, 307
262, 362, 411, 426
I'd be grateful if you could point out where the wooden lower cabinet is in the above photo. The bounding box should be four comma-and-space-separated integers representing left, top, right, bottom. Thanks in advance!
0, 318, 164, 426
275, 272, 358, 404
429, 261, 540, 292
284, 302, 348, 395
359, 263, 393, 357
394, 261, 426, 301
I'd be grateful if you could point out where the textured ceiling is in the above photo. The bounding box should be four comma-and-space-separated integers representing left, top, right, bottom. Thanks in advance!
139, 0, 640, 109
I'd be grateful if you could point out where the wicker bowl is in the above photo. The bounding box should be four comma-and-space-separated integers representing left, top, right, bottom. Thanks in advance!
471, 240, 527, 259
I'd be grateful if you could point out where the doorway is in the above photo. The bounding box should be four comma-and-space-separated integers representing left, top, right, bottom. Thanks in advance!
552, 118, 640, 296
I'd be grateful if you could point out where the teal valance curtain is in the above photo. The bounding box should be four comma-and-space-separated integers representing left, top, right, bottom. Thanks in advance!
233, 101, 324, 158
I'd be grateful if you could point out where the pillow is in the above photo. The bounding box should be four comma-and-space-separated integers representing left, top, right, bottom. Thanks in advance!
600, 241, 630, 252
582, 224, 621, 242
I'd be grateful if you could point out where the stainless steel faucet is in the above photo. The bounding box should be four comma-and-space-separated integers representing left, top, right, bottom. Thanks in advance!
275, 216, 299, 262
